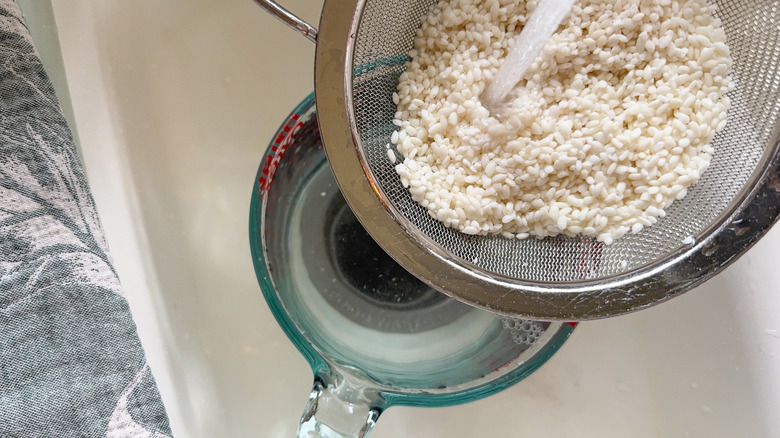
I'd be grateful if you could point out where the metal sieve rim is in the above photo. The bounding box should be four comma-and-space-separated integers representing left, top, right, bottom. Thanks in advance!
314, 0, 780, 320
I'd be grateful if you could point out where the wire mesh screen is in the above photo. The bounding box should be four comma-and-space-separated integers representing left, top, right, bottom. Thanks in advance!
351, 0, 778, 282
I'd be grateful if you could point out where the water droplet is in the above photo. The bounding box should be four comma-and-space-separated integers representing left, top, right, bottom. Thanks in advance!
702, 405, 712, 413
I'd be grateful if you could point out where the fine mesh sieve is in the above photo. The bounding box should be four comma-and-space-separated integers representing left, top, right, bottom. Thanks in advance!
256, 0, 780, 320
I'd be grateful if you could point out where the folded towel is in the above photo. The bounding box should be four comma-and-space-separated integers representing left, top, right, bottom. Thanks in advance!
0, 1, 172, 436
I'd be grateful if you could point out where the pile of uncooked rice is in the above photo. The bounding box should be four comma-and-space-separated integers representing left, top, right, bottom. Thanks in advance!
391, 0, 732, 244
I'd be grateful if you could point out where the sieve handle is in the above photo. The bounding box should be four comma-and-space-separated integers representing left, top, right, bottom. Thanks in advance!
254, 0, 318, 43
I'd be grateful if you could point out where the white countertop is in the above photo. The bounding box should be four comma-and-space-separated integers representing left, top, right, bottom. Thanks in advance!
24, 1, 780, 436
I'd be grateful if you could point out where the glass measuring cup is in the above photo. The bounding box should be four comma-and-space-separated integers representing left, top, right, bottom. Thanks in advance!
249, 93, 576, 438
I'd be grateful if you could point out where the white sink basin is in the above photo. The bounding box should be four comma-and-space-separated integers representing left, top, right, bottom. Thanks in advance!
21, 1, 780, 436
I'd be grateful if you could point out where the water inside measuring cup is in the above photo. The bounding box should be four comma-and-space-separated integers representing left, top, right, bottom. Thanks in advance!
295, 162, 471, 334
266, 153, 554, 389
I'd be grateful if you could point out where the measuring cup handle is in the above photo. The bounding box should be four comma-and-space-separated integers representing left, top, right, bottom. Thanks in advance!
297, 378, 382, 438
254, 0, 318, 43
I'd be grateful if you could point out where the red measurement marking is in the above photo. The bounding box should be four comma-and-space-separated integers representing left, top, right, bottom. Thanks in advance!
575, 240, 603, 280
567, 322, 577, 328
257, 113, 303, 195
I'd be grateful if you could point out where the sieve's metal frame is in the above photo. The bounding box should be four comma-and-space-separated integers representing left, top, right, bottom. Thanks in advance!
257, 0, 780, 320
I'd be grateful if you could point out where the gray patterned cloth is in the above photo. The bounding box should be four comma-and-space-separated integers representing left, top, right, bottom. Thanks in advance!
0, 1, 173, 436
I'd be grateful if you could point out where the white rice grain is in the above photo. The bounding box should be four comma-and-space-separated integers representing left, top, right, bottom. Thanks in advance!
392, 0, 731, 243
